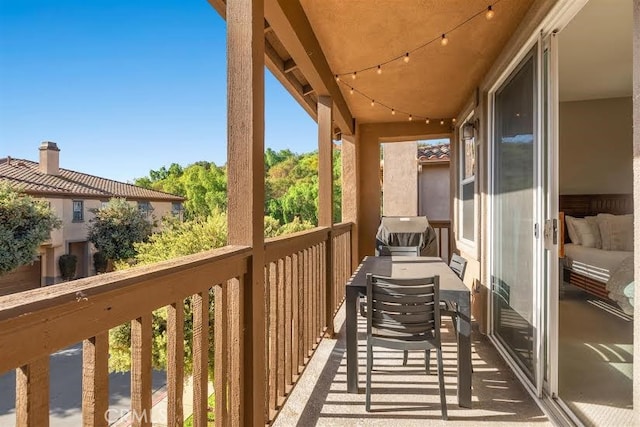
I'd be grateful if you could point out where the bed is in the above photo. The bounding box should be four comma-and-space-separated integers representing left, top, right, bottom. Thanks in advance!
559, 194, 634, 313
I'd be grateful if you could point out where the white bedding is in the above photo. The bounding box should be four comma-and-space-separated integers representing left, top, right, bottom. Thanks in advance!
564, 243, 631, 283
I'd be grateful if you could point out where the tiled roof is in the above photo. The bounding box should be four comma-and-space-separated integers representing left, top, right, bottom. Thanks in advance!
417, 143, 450, 162
0, 158, 184, 201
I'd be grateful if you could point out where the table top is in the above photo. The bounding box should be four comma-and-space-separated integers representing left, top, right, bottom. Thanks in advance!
348, 256, 470, 296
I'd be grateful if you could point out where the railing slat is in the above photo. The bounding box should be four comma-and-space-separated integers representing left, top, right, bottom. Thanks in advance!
228, 277, 241, 426
167, 302, 184, 427
268, 262, 277, 419
192, 291, 209, 427
214, 284, 228, 425
297, 251, 304, 371
284, 255, 293, 389
131, 315, 152, 427
276, 258, 286, 404
82, 333, 108, 427
16, 356, 49, 427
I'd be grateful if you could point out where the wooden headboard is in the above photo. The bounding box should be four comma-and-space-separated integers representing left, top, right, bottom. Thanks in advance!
559, 194, 633, 257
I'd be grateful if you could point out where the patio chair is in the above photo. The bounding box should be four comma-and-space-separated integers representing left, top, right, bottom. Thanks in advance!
403, 254, 468, 367
361, 245, 421, 317
365, 273, 447, 419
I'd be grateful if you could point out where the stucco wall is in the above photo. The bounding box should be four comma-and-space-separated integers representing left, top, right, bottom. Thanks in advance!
382, 141, 418, 216
418, 163, 451, 220
560, 97, 633, 194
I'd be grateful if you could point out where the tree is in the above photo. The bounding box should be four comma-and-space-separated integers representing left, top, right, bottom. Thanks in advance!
0, 185, 60, 275
87, 198, 153, 262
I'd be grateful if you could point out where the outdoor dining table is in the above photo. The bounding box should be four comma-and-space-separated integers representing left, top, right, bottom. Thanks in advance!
345, 255, 472, 408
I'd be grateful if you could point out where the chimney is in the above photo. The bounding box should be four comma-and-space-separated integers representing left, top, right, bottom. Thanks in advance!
39, 141, 60, 175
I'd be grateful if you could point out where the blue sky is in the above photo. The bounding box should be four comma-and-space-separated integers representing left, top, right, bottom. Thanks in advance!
0, 0, 318, 182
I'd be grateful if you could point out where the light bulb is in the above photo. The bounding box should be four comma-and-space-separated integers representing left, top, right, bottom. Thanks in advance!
441, 34, 448, 46
377, 65, 382, 75
403, 52, 410, 63
352, 72, 357, 80
335, 74, 340, 82
371, 100, 375, 107
425, 118, 430, 124
440, 119, 445, 125
486, 5, 495, 20
409, 115, 413, 121
349, 87, 354, 95
452, 118, 457, 124
391, 109, 396, 115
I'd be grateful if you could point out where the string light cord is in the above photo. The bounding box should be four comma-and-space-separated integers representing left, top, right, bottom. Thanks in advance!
341, 80, 452, 125
335, 1, 500, 78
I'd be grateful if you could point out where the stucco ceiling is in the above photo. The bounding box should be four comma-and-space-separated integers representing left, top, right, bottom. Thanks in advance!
300, 0, 534, 123
558, 0, 633, 102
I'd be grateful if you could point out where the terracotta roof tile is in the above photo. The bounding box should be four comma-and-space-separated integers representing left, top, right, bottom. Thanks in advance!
417, 143, 450, 162
0, 158, 184, 201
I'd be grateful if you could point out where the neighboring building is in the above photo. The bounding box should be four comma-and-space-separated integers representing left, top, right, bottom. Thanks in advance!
381, 142, 451, 220
0, 142, 184, 293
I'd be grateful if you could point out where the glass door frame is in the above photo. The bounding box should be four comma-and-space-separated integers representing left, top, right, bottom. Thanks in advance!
486, 33, 547, 399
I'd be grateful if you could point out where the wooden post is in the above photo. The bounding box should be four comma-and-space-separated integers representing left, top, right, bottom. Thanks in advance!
341, 133, 360, 271
16, 356, 49, 427
82, 333, 109, 427
226, 0, 265, 424
318, 95, 335, 337
131, 315, 152, 427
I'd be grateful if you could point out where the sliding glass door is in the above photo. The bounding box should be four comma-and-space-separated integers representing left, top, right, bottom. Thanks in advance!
491, 47, 540, 384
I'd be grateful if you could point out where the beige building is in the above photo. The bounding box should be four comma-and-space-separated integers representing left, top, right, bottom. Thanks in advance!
0, 142, 184, 293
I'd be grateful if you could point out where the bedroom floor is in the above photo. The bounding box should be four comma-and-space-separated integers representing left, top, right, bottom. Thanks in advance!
558, 282, 633, 426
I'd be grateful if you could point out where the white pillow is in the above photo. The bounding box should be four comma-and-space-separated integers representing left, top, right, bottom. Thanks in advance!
572, 218, 600, 248
584, 216, 602, 249
597, 213, 633, 251
565, 216, 581, 245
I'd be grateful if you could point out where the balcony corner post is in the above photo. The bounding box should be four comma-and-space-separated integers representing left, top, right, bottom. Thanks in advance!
318, 95, 335, 337
227, 0, 266, 424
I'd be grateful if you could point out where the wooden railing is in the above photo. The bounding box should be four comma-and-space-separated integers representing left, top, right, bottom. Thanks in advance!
0, 223, 354, 426
429, 220, 452, 262
262, 223, 353, 422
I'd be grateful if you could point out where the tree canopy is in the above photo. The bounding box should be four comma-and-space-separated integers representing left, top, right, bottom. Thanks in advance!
0, 185, 61, 275
87, 198, 153, 262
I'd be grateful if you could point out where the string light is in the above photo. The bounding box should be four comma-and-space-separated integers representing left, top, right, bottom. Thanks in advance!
486, 5, 495, 20
335, 2, 500, 79
452, 118, 457, 124
337, 79, 453, 126
335, 74, 340, 82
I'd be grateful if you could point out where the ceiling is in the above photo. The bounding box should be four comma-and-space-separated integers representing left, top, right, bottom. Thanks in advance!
300, 0, 535, 124
558, 0, 633, 102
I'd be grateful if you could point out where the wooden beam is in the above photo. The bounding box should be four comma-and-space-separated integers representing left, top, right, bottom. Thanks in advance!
226, 0, 266, 425
302, 85, 314, 97
283, 58, 298, 73
16, 357, 49, 427
270, 0, 355, 135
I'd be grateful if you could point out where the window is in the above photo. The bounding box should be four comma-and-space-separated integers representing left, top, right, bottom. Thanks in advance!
137, 201, 153, 217
459, 119, 476, 243
100, 200, 109, 209
171, 202, 183, 219
72, 200, 84, 222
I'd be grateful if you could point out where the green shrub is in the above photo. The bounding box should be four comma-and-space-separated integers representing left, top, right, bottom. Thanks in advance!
58, 254, 77, 281
93, 251, 108, 273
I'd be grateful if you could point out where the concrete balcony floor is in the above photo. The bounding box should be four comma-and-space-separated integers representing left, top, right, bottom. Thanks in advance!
275, 306, 550, 426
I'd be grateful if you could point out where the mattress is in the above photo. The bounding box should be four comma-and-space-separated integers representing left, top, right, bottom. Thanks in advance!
564, 243, 632, 283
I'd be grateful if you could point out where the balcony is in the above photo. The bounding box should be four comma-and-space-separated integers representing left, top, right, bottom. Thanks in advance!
0, 223, 548, 426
